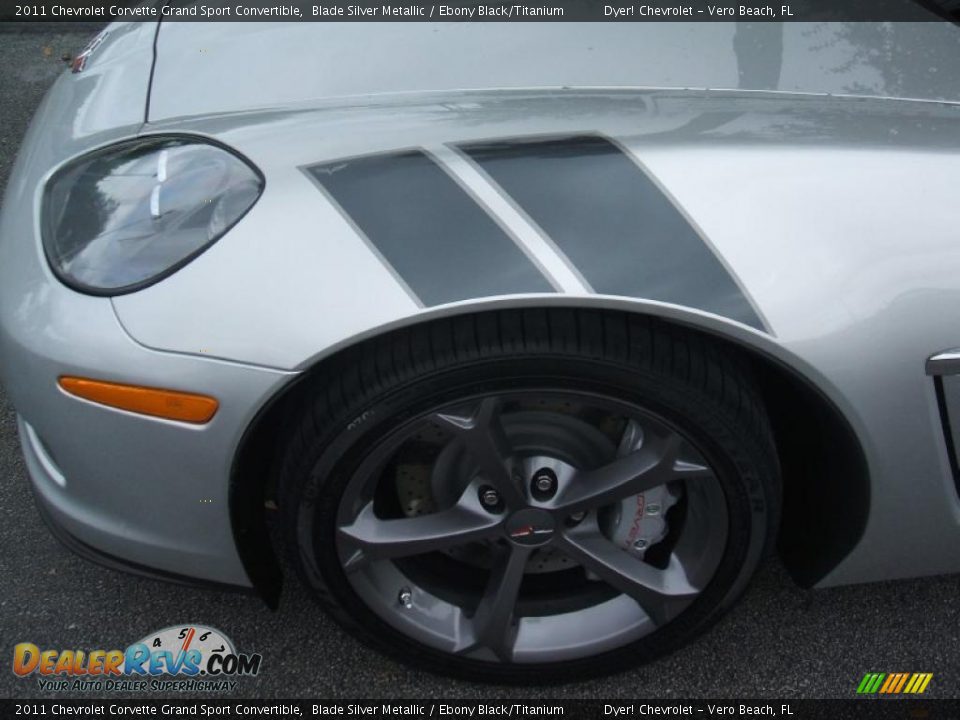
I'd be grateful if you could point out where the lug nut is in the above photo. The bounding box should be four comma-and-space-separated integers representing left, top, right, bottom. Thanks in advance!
398, 587, 413, 609
645, 503, 661, 516
633, 539, 648, 550
530, 468, 558, 501
478, 486, 504, 513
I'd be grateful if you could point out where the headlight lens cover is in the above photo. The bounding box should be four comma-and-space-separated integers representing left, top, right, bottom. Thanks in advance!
42, 137, 263, 294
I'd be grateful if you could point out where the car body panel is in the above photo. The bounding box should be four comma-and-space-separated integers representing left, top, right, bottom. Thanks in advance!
111, 88, 960, 589
47, 21, 154, 138
4, 294, 291, 586
148, 22, 960, 121
0, 150, 291, 585
2, 21, 960, 595
0, 24, 292, 586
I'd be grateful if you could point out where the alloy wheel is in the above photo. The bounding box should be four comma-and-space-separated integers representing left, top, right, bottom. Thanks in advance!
334, 391, 729, 664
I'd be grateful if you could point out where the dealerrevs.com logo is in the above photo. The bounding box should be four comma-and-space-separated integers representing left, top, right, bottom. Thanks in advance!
12, 624, 262, 692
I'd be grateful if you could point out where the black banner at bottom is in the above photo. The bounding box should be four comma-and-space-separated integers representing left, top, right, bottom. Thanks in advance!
0, 700, 951, 719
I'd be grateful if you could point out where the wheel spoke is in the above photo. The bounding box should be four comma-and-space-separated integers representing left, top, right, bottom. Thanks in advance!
672, 458, 714, 481
617, 418, 644, 455
338, 492, 501, 571
551, 434, 699, 513
434, 396, 525, 506
459, 545, 533, 661
558, 525, 699, 626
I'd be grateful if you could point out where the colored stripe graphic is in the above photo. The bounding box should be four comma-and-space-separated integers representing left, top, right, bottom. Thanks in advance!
879, 674, 896, 693
461, 136, 766, 331
908, 673, 933, 694
857, 672, 932, 694
305, 150, 554, 307
893, 673, 909, 693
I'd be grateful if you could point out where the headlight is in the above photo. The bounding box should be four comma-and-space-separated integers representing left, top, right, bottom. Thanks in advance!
42, 137, 263, 294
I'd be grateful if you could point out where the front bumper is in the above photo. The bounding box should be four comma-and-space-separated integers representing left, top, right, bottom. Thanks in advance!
0, 287, 294, 587
23, 420, 254, 595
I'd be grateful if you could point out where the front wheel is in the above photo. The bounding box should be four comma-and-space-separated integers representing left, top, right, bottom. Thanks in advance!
277, 310, 780, 682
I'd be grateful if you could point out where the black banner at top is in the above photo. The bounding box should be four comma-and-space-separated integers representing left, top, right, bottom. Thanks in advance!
2, 0, 960, 23
0, 699, 958, 719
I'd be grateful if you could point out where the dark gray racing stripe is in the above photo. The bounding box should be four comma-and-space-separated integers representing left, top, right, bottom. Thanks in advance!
461, 136, 766, 331
305, 150, 554, 307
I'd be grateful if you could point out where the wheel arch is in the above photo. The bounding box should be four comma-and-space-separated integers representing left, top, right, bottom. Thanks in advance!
230, 300, 870, 606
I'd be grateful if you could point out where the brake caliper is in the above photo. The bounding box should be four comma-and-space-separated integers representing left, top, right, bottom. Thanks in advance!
604, 484, 680, 558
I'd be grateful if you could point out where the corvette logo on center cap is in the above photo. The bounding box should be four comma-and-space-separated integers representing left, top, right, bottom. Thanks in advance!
505, 509, 556, 546
509, 525, 554, 539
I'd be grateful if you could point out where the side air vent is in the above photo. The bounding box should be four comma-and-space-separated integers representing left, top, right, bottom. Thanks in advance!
927, 351, 960, 496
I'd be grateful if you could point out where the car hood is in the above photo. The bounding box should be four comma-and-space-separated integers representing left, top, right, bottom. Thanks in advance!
147, 21, 960, 121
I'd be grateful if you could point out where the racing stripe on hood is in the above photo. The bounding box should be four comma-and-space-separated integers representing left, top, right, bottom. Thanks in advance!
304, 150, 555, 307
460, 135, 767, 332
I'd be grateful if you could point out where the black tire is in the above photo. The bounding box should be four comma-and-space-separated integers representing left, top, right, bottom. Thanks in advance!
276, 308, 780, 683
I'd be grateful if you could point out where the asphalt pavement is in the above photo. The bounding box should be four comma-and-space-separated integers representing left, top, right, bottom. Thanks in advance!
0, 27, 959, 701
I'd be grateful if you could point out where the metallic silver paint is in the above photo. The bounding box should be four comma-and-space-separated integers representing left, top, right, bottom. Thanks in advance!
148, 22, 960, 120
2, 287, 292, 585
2, 21, 960, 594
0, 30, 294, 584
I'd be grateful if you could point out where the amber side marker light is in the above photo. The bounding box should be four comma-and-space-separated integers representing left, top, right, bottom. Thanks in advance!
58, 377, 219, 424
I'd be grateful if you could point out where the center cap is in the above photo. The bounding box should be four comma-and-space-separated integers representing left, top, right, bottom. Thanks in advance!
504, 508, 556, 546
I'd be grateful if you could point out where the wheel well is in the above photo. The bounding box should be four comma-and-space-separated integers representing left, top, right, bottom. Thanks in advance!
746, 352, 870, 587
230, 308, 870, 606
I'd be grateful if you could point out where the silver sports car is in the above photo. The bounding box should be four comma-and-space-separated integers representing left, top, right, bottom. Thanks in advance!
2, 19, 960, 682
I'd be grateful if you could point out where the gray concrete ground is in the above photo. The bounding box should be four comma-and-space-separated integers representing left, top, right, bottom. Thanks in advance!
0, 27, 958, 700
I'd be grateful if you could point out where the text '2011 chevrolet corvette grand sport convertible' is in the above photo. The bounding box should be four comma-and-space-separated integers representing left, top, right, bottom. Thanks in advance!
2, 19, 960, 682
